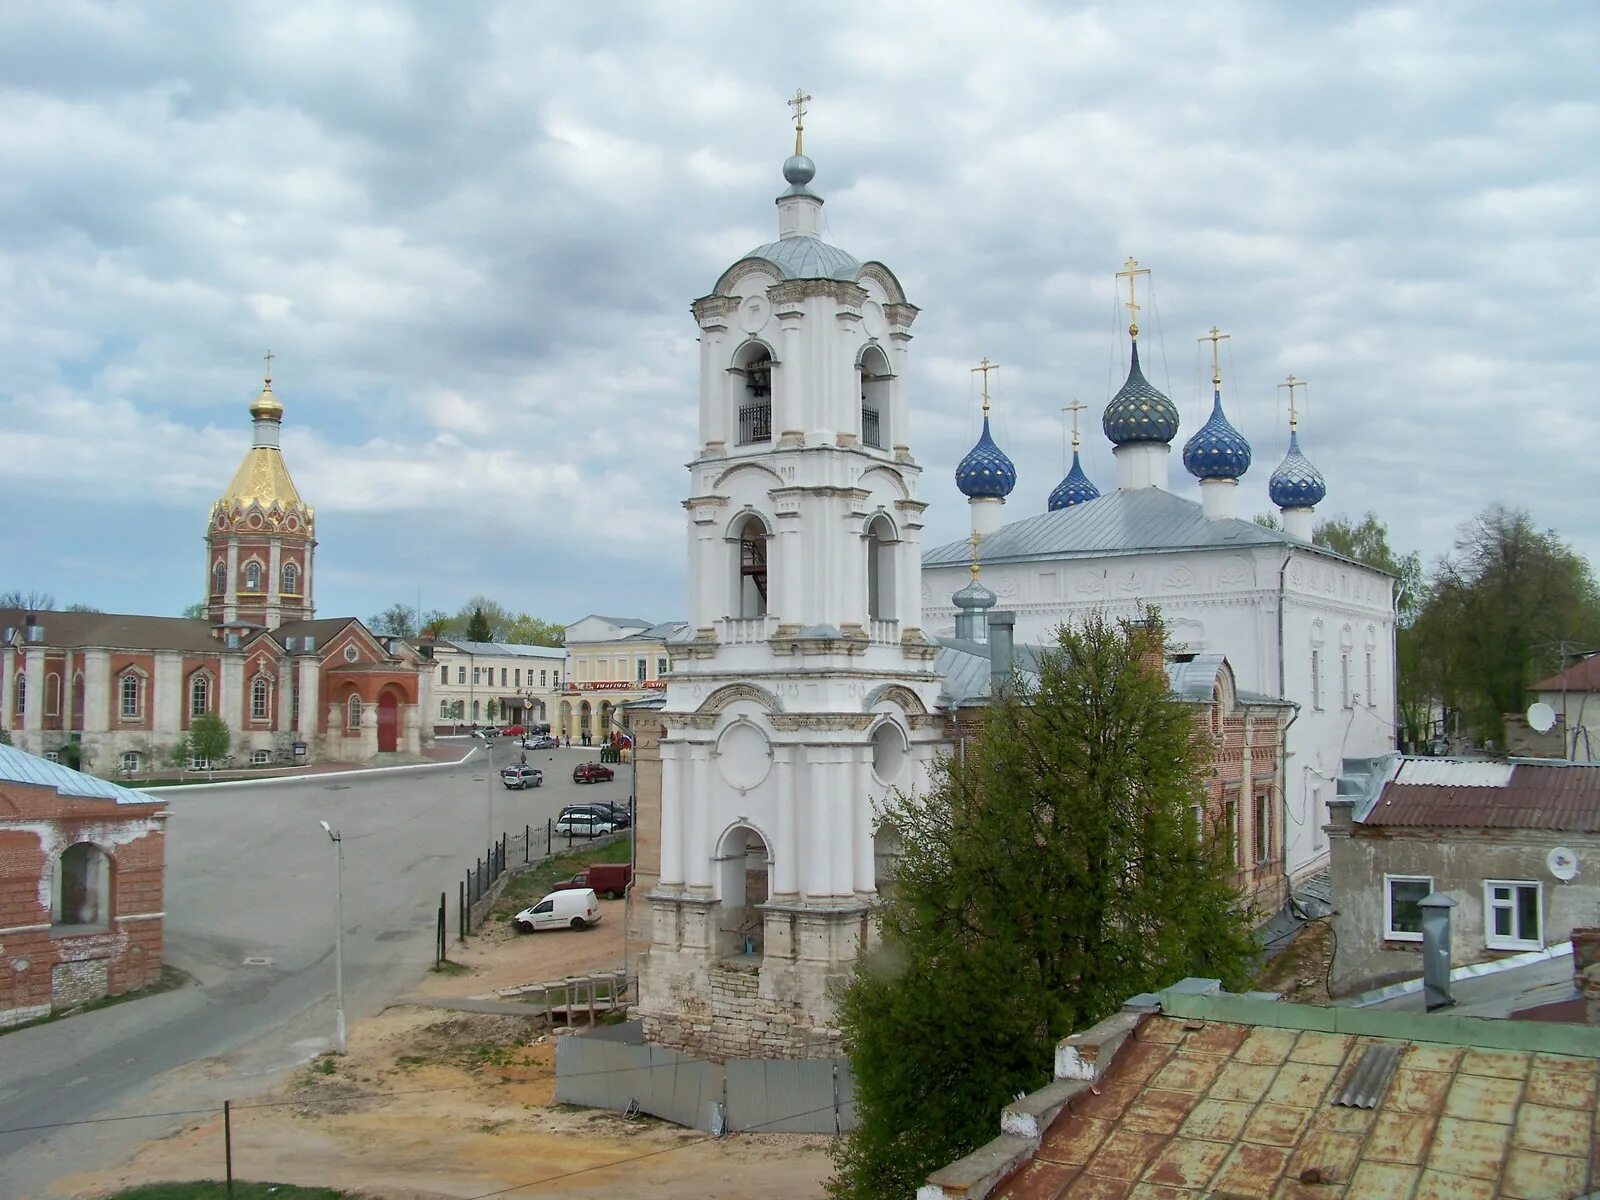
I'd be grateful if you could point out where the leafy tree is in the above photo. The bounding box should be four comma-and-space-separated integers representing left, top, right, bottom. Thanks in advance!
504, 614, 565, 647
1252, 512, 1282, 530
0, 590, 58, 610
185, 713, 232, 779
369, 603, 419, 638
0, 727, 11, 745
464, 605, 494, 643
420, 609, 455, 638
829, 613, 1256, 1198
486, 698, 500, 723
182, 600, 208, 620
1313, 512, 1423, 621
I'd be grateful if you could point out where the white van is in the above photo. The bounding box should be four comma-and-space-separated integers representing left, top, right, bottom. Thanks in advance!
513, 887, 601, 933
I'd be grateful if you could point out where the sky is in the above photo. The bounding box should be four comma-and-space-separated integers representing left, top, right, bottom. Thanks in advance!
2, 1, 1597, 626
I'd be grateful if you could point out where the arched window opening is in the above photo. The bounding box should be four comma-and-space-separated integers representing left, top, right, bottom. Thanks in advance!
873, 823, 905, 894
45, 672, 60, 717
346, 694, 363, 730
189, 673, 211, 718
54, 842, 110, 928
860, 347, 891, 450
251, 675, 271, 720
282, 561, 299, 594
735, 345, 773, 445
244, 561, 262, 591
71, 672, 84, 726
865, 515, 897, 623
119, 672, 140, 719
716, 825, 770, 959
733, 515, 769, 618
14, 673, 25, 715
213, 562, 227, 594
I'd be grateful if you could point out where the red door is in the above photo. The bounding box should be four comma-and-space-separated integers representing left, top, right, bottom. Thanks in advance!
377, 691, 398, 752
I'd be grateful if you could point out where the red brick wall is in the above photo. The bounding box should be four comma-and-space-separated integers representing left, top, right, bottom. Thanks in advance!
106, 652, 157, 732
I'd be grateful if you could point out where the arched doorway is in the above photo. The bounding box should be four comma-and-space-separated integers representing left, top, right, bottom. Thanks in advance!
579, 700, 592, 743
559, 700, 572, 739
376, 689, 399, 752
716, 824, 771, 958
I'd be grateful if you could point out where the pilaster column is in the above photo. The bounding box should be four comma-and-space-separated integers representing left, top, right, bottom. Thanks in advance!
22, 648, 44, 734
659, 740, 686, 887
267, 541, 283, 629
85, 650, 108, 733
687, 748, 712, 893
853, 755, 875, 897
225, 541, 239, 621
1, 647, 14, 730
802, 745, 835, 899
773, 745, 798, 897
219, 653, 243, 732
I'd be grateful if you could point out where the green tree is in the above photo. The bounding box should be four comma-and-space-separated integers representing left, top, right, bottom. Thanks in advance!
486, 698, 500, 723
504, 614, 565, 646
464, 605, 494, 643
0, 728, 10, 745
182, 600, 208, 620
369, 603, 419, 638
185, 713, 232, 779
829, 613, 1256, 1198
420, 609, 455, 638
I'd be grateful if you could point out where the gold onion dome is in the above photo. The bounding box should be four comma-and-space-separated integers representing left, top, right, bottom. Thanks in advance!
249, 379, 283, 421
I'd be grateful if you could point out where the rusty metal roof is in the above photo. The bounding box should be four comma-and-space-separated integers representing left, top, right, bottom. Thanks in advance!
1531, 651, 1600, 693
1364, 762, 1600, 832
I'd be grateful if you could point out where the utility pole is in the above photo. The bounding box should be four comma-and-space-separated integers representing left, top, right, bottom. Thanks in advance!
318, 820, 347, 1054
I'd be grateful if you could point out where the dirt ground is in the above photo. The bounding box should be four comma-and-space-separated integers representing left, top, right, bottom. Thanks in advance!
1252, 918, 1336, 1004
56, 899, 834, 1200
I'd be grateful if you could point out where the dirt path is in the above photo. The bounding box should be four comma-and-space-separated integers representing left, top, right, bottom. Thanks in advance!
57, 902, 834, 1200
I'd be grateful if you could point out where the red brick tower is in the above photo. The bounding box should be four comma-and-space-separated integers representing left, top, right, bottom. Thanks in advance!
205, 357, 316, 630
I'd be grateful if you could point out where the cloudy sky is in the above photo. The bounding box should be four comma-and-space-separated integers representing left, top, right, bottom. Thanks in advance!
3, 1, 1596, 626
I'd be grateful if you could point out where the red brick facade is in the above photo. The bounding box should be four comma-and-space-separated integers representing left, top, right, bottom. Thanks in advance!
0, 775, 166, 1026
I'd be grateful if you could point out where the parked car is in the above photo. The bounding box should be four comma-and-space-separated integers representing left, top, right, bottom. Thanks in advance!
513, 887, 601, 932
590, 800, 632, 829
501, 724, 526, 738
499, 764, 543, 790
551, 863, 633, 899
472, 726, 499, 741
572, 762, 615, 784
521, 735, 559, 750
555, 812, 616, 838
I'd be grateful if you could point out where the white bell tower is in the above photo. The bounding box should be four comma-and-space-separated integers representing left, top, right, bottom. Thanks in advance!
638, 98, 947, 1060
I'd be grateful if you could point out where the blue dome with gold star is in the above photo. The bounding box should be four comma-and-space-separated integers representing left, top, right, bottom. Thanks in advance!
1048, 451, 1100, 510
1102, 342, 1180, 446
1268, 430, 1326, 509
955, 415, 1017, 499
1182, 390, 1252, 481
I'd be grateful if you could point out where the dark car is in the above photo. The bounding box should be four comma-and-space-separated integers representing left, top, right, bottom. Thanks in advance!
500, 764, 543, 790
572, 762, 615, 784
590, 800, 632, 829
521, 735, 559, 750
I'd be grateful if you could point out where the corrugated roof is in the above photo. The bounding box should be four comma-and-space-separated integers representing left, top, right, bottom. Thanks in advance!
623, 621, 689, 643
1394, 759, 1515, 788
0, 744, 157, 806
1365, 762, 1600, 832
1331, 1044, 1403, 1108
1531, 652, 1600, 693
920, 487, 1386, 576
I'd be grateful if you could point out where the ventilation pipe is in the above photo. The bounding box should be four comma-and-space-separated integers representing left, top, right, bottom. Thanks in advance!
1420, 892, 1457, 1011
988, 611, 1016, 696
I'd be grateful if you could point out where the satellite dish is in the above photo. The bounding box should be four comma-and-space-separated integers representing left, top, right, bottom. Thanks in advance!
1548, 846, 1579, 882
1528, 702, 1557, 734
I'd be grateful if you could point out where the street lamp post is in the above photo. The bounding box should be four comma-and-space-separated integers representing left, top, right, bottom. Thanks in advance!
606, 711, 639, 989
318, 819, 347, 1055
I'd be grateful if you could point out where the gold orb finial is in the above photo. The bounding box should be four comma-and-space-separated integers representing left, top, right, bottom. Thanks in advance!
249, 350, 283, 421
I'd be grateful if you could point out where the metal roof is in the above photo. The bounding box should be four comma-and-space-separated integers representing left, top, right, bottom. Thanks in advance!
438, 639, 565, 659
933, 638, 1045, 706
1364, 761, 1600, 832
623, 622, 689, 643
922, 487, 1297, 569
1531, 652, 1600, 693
740, 234, 861, 282
0, 744, 156, 806
1165, 655, 1228, 703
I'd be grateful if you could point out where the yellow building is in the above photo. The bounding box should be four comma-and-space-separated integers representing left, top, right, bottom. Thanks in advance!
557, 615, 685, 745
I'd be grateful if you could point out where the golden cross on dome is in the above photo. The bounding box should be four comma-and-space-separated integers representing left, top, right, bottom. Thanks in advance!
787, 89, 811, 156
1278, 374, 1306, 431
263, 348, 274, 385
971, 357, 1000, 415
1199, 326, 1229, 387
967, 530, 983, 582
1116, 256, 1151, 339
1063, 399, 1088, 450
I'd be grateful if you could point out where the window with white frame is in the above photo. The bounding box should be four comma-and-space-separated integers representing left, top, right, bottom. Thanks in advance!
121, 751, 140, 773
1253, 792, 1270, 863
541, 669, 548, 687
500, 668, 508, 687
119, 672, 141, 719
657, 656, 668, 678
282, 561, 299, 594
1484, 881, 1541, 951
245, 561, 262, 591
188, 755, 211, 770
553, 671, 560, 687
13, 673, 23, 715
252, 749, 271, 765
251, 675, 271, 719
346, 694, 363, 729
190, 672, 211, 717
440, 664, 448, 685
636, 657, 647, 682
439, 700, 449, 718
1384, 875, 1432, 941
213, 561, 226, 593
473, 667, 481, 685
457, 665, 465, 685
514, 668, 521, 688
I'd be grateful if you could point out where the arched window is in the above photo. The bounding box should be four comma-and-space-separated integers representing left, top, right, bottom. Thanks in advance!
45, 672, 60, 716
119, 671, 141, 719
282, 561, 299, 594
346, 694, 363, 729
212, 561, 226, 594
13, 673, 24, 715
251, 675, 271, 720
865, 514, 897, 622
439, 700, 449, 719
244, 561, 262, 591
732, 513, 769, 618
71, 672, 84, 726
54, 842, 110, 927
859, 346, 891, 450
471, 699, 480, 722
734, 344, 773, 445
189, 672, 211, 717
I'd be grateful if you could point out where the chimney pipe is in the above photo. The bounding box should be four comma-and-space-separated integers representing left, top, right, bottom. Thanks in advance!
1419, 892, 1457, 1011
988, 611, 1016, 696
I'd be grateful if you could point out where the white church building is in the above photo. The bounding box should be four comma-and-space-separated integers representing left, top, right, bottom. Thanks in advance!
923, 303, 1397, 883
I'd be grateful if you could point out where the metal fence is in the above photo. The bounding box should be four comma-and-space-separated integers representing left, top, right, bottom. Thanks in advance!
555, 1026, 856, 1134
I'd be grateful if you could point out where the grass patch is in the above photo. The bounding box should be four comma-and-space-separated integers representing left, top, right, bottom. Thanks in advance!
99, 1184, 347, 1199
0, 965, 187, 1038
492, 834, 632, 919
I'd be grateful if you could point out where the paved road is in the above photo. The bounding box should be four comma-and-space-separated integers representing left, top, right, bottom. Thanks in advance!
0, 740, 632, 1196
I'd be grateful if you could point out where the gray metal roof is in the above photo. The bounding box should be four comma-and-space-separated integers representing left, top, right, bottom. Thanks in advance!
623, 621, 689, 643
932, 638, 1045, 706
439, 639, 564, 659
740, 235, 861, 281
1165, 655, 1229, 702
0, 744, 156, 806
924, 488, 1292, 568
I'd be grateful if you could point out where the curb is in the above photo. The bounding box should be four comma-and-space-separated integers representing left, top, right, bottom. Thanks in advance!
143, 746, 483, 795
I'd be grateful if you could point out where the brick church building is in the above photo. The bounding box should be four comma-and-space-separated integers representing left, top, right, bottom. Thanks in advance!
0, 367, 432, 772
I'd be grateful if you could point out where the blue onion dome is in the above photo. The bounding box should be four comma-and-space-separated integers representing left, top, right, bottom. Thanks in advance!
1102, 342, 1180, 446
1182, 390, 1252, 481
1048, 451, 1100, 510
955, 415, 1017, 499
1268, 430, 1327, 509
